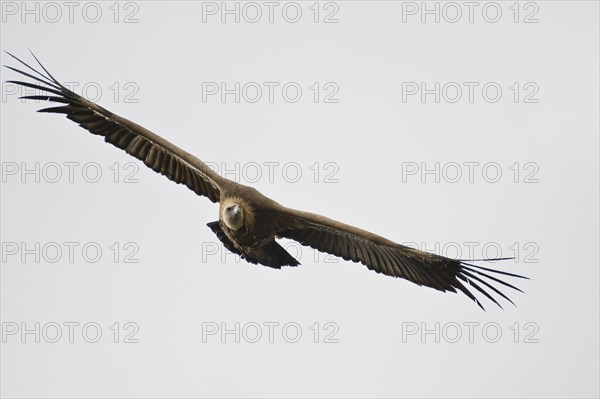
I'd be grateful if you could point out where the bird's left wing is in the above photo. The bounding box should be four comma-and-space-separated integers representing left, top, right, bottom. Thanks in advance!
274, 206, 527, 309
5, 51, 223, 202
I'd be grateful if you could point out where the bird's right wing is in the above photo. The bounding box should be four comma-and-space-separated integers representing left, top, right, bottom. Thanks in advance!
5, 51, 224, 203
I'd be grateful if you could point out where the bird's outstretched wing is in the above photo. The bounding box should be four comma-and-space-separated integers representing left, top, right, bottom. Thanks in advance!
5, 51, 223, 203
276, 207, 527, 309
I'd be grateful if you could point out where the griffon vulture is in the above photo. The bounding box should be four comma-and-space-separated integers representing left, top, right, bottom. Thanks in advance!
5, 52, 527, 309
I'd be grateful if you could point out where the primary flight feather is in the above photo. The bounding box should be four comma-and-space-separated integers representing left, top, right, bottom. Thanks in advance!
5, 51, 527, 309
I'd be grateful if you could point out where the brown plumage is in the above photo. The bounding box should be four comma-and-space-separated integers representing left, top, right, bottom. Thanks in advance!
5, 51, 527, 309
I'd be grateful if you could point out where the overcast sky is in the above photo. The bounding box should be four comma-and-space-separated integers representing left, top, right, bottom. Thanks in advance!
1, 1, 599, 398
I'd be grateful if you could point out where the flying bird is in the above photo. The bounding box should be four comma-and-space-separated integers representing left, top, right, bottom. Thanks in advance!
5, 51, 527, 309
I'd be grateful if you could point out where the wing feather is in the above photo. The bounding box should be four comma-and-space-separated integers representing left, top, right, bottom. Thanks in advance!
5, 51, 224, 203
276, 207, 527, 309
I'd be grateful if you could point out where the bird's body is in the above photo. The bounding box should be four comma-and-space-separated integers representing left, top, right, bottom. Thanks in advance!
212, 185, 299, 267
5, 51, 527, 309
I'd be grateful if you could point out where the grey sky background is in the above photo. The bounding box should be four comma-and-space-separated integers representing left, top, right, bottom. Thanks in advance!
1, 1, 599, 398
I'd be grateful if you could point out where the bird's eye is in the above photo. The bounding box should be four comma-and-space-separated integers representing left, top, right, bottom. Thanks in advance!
226, 206, 233, 212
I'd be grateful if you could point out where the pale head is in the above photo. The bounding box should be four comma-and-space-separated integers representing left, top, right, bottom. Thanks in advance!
222, 202, 244, 230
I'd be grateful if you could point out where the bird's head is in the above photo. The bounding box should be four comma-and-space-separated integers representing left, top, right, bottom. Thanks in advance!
222, 203, 244, 230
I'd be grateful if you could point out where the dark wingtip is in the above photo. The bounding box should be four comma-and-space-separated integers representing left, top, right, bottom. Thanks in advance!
453, 256, 530, 309
37, 106, 72, 114
3, 50, 17, 59
475, 298, 486, 311
471, 265, 529, 280
28, 49, 61, 86
460, 257, 515, 262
